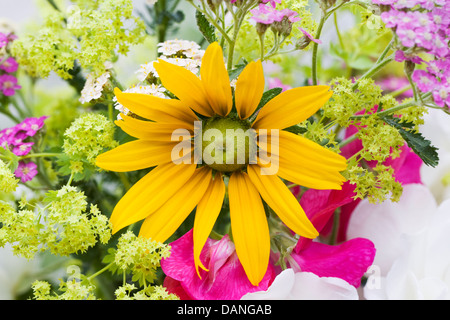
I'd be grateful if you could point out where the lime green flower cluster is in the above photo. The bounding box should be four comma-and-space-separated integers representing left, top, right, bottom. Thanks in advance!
115, 283, 179, 300
62, 113, 118, 178
105, 231, 172, 288
323, 77, 425, 203
0, 160, 18, 193
11, 0, 145, 79
31, 279, 97, 300
0, 185, 112, 259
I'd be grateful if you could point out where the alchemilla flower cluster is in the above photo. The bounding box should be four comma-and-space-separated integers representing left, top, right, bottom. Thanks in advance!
0, 0, 450, 302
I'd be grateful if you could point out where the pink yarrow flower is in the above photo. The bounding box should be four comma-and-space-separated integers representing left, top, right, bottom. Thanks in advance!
161, 229, 276, 300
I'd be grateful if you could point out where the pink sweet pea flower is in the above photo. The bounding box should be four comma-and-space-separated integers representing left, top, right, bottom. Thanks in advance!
288, 182, 376, 288
14, 161, 38, 183
161, 229, 276, 300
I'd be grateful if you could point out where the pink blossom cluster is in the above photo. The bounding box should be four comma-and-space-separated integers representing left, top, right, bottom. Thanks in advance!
373, 0, 450, 108
250, 3, 300, 25
0, 32, 20, 97
0, 116, 48, 182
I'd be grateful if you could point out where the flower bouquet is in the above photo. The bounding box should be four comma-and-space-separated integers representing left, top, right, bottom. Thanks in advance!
0, 0, 449, 301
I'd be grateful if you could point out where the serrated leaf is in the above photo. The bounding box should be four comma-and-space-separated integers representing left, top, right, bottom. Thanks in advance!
195, 10, 217, 44
381, 115, 439, 167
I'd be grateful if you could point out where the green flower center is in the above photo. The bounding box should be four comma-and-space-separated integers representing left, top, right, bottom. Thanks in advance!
200, 116, 256, 173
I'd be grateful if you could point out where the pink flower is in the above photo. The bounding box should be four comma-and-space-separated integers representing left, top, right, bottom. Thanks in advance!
0, 57, 18, 73
298, 27, 322, 44
0, 74, 21, 96
279, 8, 301, 23
261, 0, 282, 8
19, 116, 48, 136
161, 229, 276, 300
0, 33, 7, 48
250, 4, 284, 25
433, 84, 450, 108
14, 161, 38, 183
12, 141, 34, 156
412, 69, 439, 93
268, 77, 291, 92
289, 182, 376, 288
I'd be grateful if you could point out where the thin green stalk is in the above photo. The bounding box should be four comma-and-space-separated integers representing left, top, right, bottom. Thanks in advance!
311, 12, 326, 86
351, 54, 395, 90
19, 152, 62, 160
87, 262, 114, 282
339, 133, 358, 147
390, 84, 412, 98
349, 99, 417, 120
0, 107, 21, 123
258, 33, 265, 62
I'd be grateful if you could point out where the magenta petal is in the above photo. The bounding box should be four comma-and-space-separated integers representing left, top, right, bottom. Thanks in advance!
295, 182, 356, 252
384, 144, 423, 185
161, 229, 275, 300
291, 238, 376, 288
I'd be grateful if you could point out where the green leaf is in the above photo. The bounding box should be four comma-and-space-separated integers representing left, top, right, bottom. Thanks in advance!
228, 63, 247, 80
381, 115, 439, 167
348, 55, 374, 70
195, 10, 217, 44
256, 87, 283, 111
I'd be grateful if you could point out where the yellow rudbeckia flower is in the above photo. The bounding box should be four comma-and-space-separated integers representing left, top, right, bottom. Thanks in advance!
96, 42, 347, 286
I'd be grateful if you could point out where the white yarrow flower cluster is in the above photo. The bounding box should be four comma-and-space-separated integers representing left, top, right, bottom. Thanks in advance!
79, 72, 111, 104
135, 39, 205, 82
114, 84, 166, 120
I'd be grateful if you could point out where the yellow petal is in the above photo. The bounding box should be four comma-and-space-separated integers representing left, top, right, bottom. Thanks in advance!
95, 140, 177, 172
228, 171, 270, 286
257, 130, 347, 189
193, 172, 226, 277
252, 85, 333, 130
200, 42, 233, 116
234, 60, 265, 120
139, 167, 212, 242
247, 164, 318, 239
115, 114, 192, 141
110, 162, 197, 234
114, 88, 197, 128
153, 60, 215, 117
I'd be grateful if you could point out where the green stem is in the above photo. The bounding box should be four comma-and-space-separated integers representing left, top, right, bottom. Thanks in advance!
87, 262, 114, 282
66, 171, 75, 186
258, 33, 265, 62
0, 107, 21, 123
339, 133, 358, 147
19, 152, 62, 160
390, 84, 412, 98
351, 54, 394, 90
311, 12, 326, 86
349, 99, 418, 120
